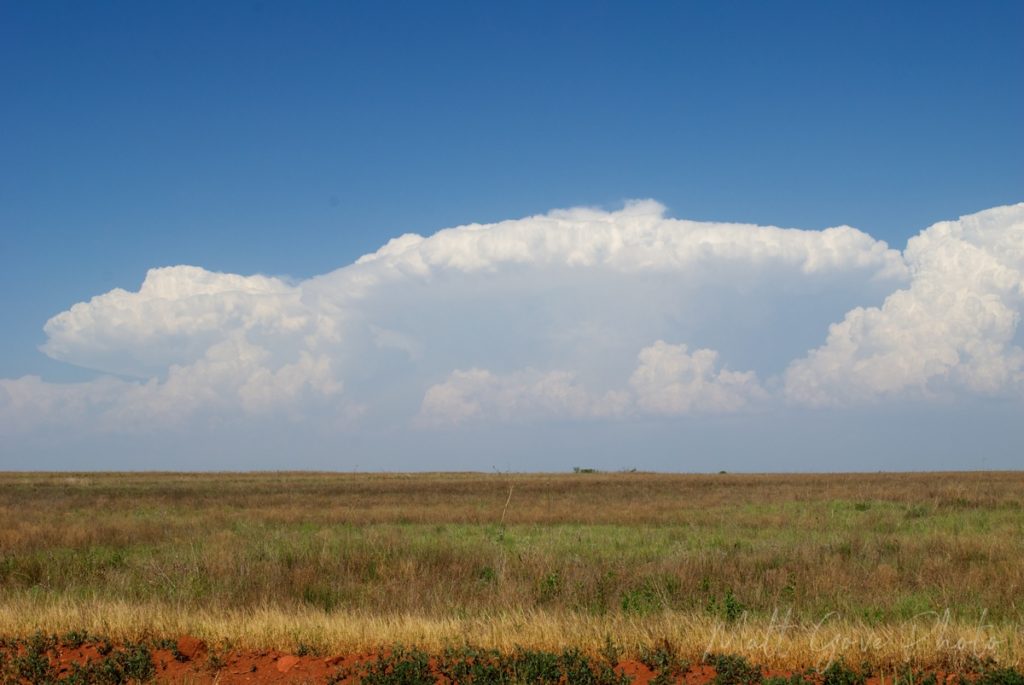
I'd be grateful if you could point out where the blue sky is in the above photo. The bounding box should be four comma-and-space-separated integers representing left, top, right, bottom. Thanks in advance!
1, 2, 1022, 469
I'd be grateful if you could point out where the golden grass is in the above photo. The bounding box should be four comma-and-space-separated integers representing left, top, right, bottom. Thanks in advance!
0, 471, 1021, 668
1, 599, 1019, 670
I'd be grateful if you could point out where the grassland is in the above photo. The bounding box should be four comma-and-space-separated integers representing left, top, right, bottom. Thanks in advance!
0, 471, 1021, 670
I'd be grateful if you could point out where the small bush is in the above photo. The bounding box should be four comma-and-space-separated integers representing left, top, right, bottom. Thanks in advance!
508, 647, 561, 685
62, 630, 90, 649
558, 647, 631, 685
820, 659, 866, 685
356, 645, 434, 685
621, 584, 662, 615
437, 645, 509, 684
640, 640, 687, 685
435, 645, 631, 685
113, 642, 156, 682
73, 641, 156, 684
764, 674, 815, 685
977, 666, 1024, 685
13, 632, 58, 684
722, 590, 745, 622
709, 653, 763, 685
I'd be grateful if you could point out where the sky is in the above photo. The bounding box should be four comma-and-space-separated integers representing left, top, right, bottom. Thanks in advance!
1, 1, 1022, 471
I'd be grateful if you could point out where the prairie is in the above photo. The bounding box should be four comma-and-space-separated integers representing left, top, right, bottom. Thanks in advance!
0, 471, 1021, 670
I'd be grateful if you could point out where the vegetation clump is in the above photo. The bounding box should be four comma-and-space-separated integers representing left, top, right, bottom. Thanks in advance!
351, 643, 631, 685
639, 639, 688, 685
0, 632, 155, 684
708, 653, 764, 685
764, 673, 816, 685
820, 659, 867, 685
351, 645, 435, 685
977, 666, 1024, 685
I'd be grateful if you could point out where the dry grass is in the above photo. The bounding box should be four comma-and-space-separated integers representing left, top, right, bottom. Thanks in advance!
0, 600, 1019, 671
0, 471, 1021, 668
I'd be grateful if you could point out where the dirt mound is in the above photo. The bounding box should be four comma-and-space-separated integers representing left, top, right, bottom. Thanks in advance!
174, 635, 207, 661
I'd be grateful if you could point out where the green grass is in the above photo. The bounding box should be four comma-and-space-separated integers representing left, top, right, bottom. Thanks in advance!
0, 471, 1021, 667
2, 514, 1017, 621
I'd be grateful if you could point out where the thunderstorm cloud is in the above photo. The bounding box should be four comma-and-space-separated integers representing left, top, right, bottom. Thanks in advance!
3, 201, 1023, 468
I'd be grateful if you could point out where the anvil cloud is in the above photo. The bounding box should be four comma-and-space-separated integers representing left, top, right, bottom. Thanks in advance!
3, 201, 1023, 468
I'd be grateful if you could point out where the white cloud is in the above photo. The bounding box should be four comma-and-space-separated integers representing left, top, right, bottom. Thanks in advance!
104, 336, 342, 426
0, 374, 128, 434
41, 266, 318, 378
418, 368, 630, 426
629, 341, 766, 414
4, 200, 1024, 455
417, 340, 764, 426
321, 199, 906, 286
0, 336, 343, 434
784, 204, 1024, 405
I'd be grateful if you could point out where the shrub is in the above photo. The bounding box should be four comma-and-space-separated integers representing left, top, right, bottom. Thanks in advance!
764, 674, 815, 685
722, 590, 745, 623
75, 643, 155, 683
640, 640, 687, 685
436, 646, 509, 684
12, 632, 58, 684
558, 647, 631, 685
820, 659, 866, 685
621, 583, 662, 615
356, 645, 434, 685
977, 666, 1024, 685
508, 647, 561, 684
709, 653, 762, 685
62, 630, 90, 649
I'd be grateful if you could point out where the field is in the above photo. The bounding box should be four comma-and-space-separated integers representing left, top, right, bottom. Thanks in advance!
0, 471, 1022, 682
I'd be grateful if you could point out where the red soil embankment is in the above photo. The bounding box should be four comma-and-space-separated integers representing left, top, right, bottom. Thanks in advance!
10, 636, 966, 685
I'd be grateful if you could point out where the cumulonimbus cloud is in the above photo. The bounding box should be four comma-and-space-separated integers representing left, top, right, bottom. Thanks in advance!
3, 200, 1023, 440
784, 204, 1024, 405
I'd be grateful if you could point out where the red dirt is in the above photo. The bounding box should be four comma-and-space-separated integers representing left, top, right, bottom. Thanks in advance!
174, 635, 207, 661
12, 638, 968, 684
